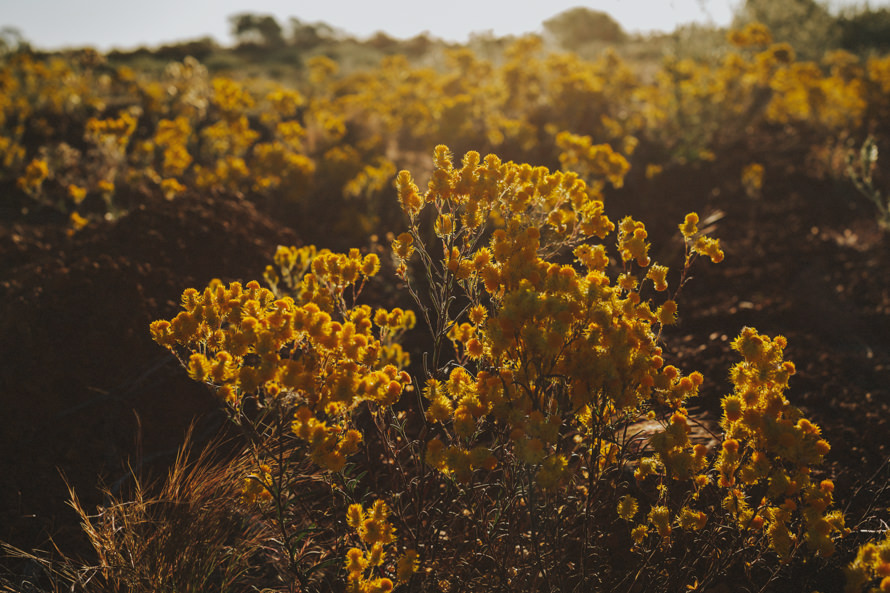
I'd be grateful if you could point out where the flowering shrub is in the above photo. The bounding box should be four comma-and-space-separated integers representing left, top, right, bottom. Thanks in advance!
6, 22, 890, 242
150, 144, 852, 591
149, 245, 413, 586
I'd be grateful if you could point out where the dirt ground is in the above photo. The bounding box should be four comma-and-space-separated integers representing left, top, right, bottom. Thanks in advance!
1, 159, 888, 583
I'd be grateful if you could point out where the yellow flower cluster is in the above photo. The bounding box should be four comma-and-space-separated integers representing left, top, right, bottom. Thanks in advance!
845, 532, 890, 593
85, 111, 138, 150
617, 494, 639, 521
251, 141, 316, 197
715, 327, 845, 558
150, 277, 411, 472
16, 158, 49, 196
741, 162, 765, 198
617, 329, 843, 563
634, 23, 875, 164
212, 77, 255, 119
153, 116, 193, 177
344, 158, 398, 202
679, 212, 725, 264
555, 130, 632, 190
728, 22, 773, 48
241, 462, 274, 505
265, 246, 381, 309
393, 145, 718, 492
344, 500, 419, 592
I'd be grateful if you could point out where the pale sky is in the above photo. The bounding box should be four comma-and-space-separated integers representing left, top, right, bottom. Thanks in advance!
0, 0, 881, 51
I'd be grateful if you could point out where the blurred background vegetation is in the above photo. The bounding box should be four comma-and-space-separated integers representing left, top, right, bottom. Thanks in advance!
2, 0, 888, 77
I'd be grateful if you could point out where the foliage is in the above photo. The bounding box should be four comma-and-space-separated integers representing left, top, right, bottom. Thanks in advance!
845, 531, 890, 593
230, 13, 287, 48
543, 7, 627, 48
3, 16, 890, 591
837, 7, 890, 54
142, 143, 857, 591
0, 27, 29, 56
732, 0, 840, 60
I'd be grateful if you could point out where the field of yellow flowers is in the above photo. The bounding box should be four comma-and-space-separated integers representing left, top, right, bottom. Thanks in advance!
1, 20, 889, 593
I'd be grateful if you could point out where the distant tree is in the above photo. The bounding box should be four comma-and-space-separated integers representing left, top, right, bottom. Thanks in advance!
669, 22, 731, 62
543, 7, 627, 49
0, 27, 29, 55
229, 13, 286, 48
837, 7, 890, 53
403, 33, 433, 57
288, 18, 322, 49
154, 37, 217, 61
732, 0, 839, 58
467, 30, 509, 62
365, 31, 399, 52
288, 17, 340, 49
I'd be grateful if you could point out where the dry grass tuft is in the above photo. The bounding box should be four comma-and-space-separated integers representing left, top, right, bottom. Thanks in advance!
2, 427, 281, 593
